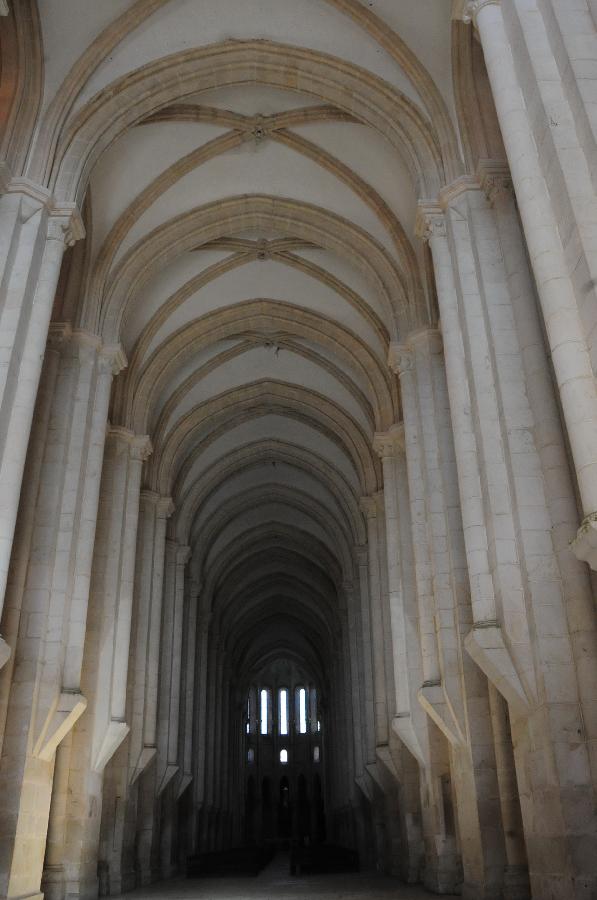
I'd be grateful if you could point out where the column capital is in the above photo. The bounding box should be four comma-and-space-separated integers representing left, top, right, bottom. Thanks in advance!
140, 490, 174, 519
373, 424, 405, 459
387, 342, 413, 376
157, 496, 175, 519
176, 544, 192, 566
359, 495, 378, 519
5, 179, 85, 245
477, 159, 513, 206
456, 0, 500, 25
47, 321, 73, 348
107, 425, 152, 461
99, 342, 127, 376
47, 203, 86, 247
415, 201, 445, 242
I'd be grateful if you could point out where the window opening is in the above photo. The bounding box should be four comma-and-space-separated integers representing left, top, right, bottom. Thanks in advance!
260, 688, 269, 735
280, 749, 288, 764
298, 687, 307, 734
313, 745, 320, 763
279, 688, 288, 735
248, 748, 255, 764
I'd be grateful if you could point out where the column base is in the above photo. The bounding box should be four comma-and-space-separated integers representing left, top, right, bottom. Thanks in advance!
571, 514, 597, 571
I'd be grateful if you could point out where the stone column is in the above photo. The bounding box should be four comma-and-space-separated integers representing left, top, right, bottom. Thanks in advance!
463, 0, 597, 567
418, 175, 597, 898
488, 685, 530, 900
389, 333, 506, 898
158, 542, 190, 877
0, 183, 84, 659
98, 491, 170, 895
372, 429, 425, 763
358, 500, 389, 749
373, 425, 456, 892
178, 573, 199, 802
48, 427, 151, 900
130, 493, 173, 885
192, 606, 209, 854
354, 546, 377, 767
0, 326, 67, 755
0, 331, 123, 900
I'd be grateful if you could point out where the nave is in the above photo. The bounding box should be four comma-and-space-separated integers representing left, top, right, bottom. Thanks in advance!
2, 1, 597, 899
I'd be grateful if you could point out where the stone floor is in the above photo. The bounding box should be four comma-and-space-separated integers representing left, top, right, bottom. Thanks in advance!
131, 854, 455, 899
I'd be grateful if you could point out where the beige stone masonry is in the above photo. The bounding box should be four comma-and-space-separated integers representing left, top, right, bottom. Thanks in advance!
0, 182, 84, 667
419, 170, 597, 898
0, 330, 121, 900
462, 0, 597, 573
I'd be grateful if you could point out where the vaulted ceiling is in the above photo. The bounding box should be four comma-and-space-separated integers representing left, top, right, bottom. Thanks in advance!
25, 0, 466, 685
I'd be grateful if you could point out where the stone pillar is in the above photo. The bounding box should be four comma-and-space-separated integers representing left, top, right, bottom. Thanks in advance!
488, 685, 530, 900
0, 327, 66, 755
101, 491, 172, 894
46, 427, 150, 900
463, 0, 597, 568
177, 572, 198, 826
389, 334, 506, 898
354, 546, 377, 767
0, 331, 123, 900
158, 542, 190, 877
418, 174, 597, 897
129, 493, 173, 885
357, 502, 389, 749
192, 607, 209, 854
0, 184, 84, 661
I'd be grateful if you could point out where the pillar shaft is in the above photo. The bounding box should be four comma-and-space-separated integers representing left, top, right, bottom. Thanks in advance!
0, 186, 84, 656
0, 332, 121, 900
470, 0, 597, 554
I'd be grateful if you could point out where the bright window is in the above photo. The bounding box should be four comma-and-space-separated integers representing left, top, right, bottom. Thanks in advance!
247, 748, 255, 763
279, 688, 288, 735
260, 689, 269, 735
280, 749, 288, 764
246, 696, 250, 734
313, 746, 320, 763
298, 687, 307, 734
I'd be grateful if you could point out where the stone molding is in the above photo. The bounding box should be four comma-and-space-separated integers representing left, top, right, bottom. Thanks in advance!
0, 1, 8, 14
464, 622, 533, 718
415, 201, 445, 242
387, 342, 413, 376
47, 321, 73, 348
107, 425, 153, 461
457, 0, 501, 25
359, 495, 378, 519
571, 514, 597, 573
373, 424, 405, 459
100, 342, 128, 376
32, 691, 88, 761
176, 544, 192, 566
6, 177, 85, 245
408, 325, 443, 354
477, 159, 513, 206
439, 174, 479, 207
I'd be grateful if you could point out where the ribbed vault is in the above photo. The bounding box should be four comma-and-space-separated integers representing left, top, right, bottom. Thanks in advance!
3, 0, 462, 864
